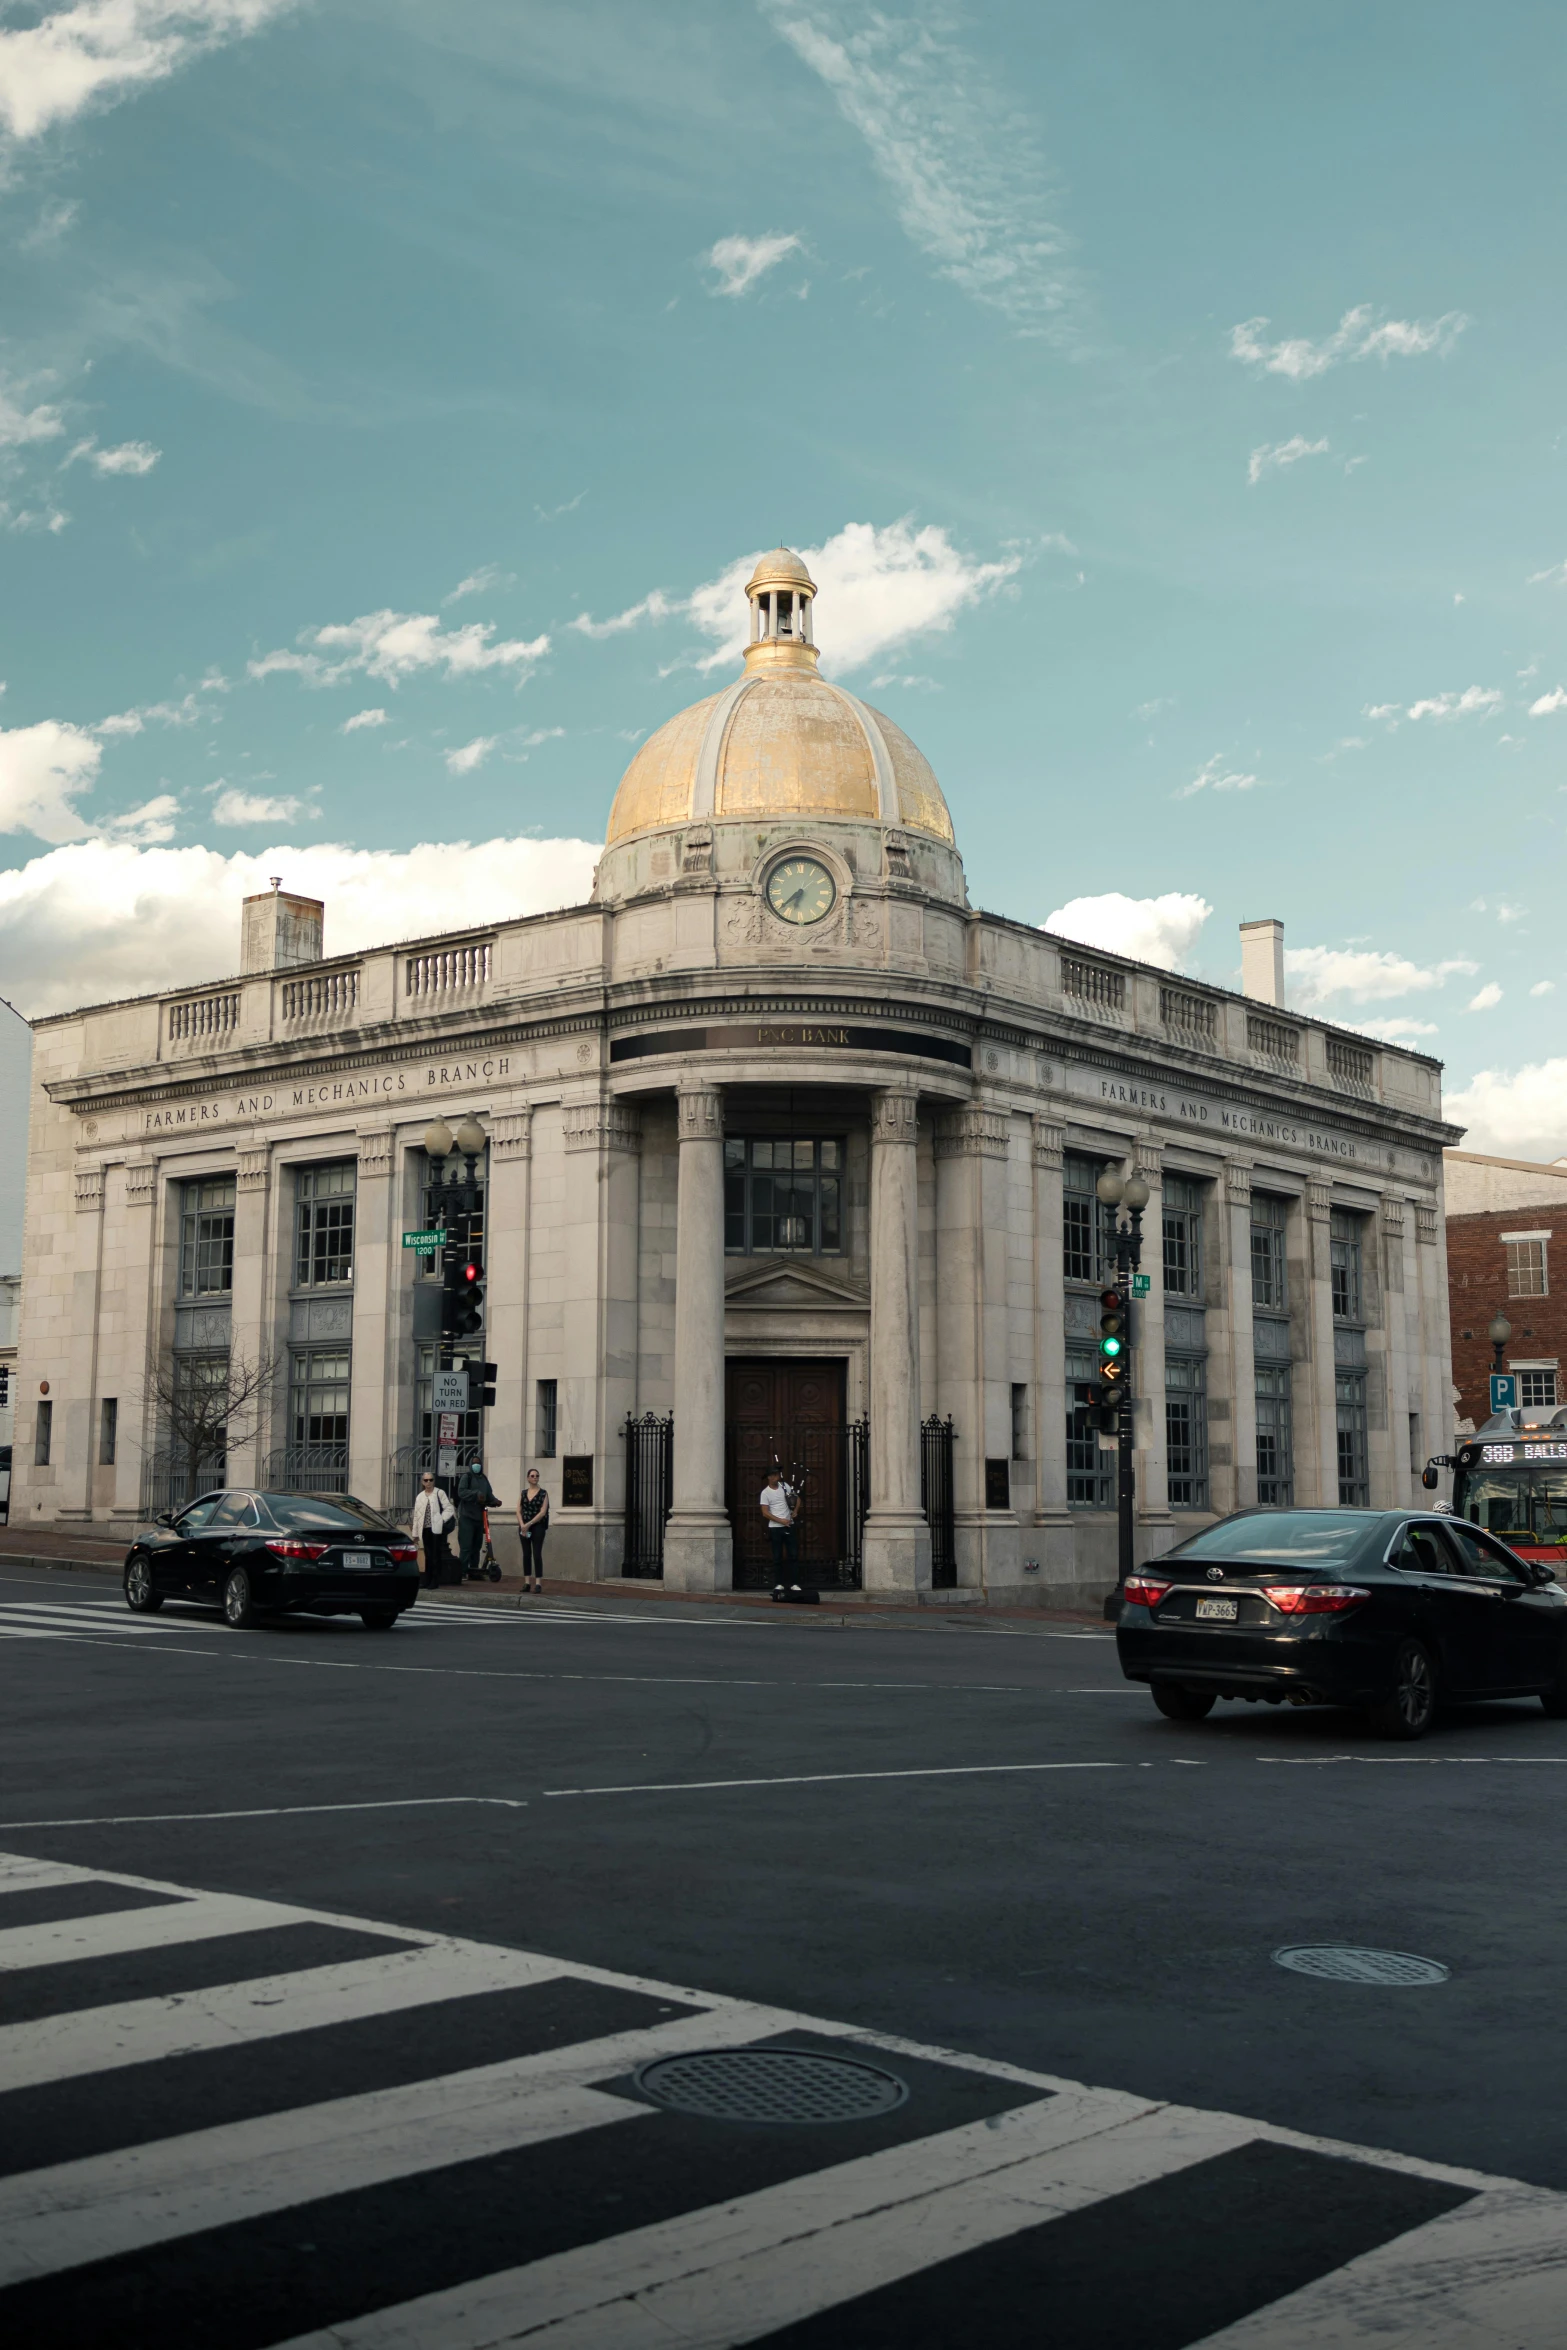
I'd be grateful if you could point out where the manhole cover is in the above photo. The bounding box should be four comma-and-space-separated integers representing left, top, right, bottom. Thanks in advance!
1273, 1945, 1450, 1986
633, 2048, 908, 2124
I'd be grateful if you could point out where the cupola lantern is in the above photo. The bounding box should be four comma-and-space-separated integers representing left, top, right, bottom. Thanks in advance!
743, 547, 819, 673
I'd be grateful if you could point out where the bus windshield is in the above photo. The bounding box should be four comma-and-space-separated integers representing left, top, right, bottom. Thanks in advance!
1462, 1471, 1567, 1546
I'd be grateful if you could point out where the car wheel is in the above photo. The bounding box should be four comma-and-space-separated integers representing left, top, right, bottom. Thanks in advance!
124, 1554, 163, 1613
359, 1608, 398, 1630
1152, 1682, 1217, 1722
1540, 1659, 1567, 1718
223, 1566, 256, 1629
1368, 1639, 1437, 1740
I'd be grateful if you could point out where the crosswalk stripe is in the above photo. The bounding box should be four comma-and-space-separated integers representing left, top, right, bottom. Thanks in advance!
0, 1999, 798, 2289
0, 1888, 327, 1972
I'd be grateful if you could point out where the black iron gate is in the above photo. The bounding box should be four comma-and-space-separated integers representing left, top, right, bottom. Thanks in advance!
622, 1412, 673, 1579
726, 1418, 869, 1592
921, 1413, 957, 1588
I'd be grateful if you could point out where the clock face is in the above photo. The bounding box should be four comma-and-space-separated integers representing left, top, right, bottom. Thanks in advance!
766, 857, 836, 926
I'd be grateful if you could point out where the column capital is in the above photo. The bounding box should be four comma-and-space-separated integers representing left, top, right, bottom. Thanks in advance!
355, 1126, 394, 1180
564, 1099, 640, 1154
1031, 1117, 1065, 1171
1307, 1178, 1334, 1222
74, 1165, 104, 1214
870, 1088, 919, 1147
1415, 1202, 1438, 1245
1133, 1136, 1164, 1182
237, 1145, 270, 1194
1223, 1159, 1253, 1209
676, 1083, 724, 1143
491, 1108, 532, 1162
934, 1104, 1008, 1159
124, 1159, 157, 1208
1380, 1192, 1406, 1233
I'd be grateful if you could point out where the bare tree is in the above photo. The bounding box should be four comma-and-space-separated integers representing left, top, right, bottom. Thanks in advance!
138, 1344, 280, 1511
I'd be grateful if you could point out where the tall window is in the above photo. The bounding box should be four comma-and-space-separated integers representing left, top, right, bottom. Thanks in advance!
179, 1176, 235, 1299
1329, 1209, 1363, 1323
724, 1138, 841, 1254
1063, 1155, 1116, 1284
1251, 1195, 1288, 1312
34, 1399, 52, 1466
1065, 1355, 1112, 1508
295, 1163, 356, 1287
1255, 1365, 1292, 1506
1336, 1370, 1369, 1505
1166, 1356, 1208, 1509
1519, 1368, 1558, 1409
287, 1347, 350, 1487
421, 1156, 485, 1278
536, 1379, 558, 1458
1162, 1175, 1204, 1300
1506, 1239, 1549, 1299
1011, 1383, 1028, 1462
99, 1398, 118, 1467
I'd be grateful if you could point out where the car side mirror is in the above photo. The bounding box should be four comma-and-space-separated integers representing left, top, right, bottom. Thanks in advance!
154, 1510, 176, 1528
1532, 1562, 1560, 1588
1420, 1465, 1439, 1491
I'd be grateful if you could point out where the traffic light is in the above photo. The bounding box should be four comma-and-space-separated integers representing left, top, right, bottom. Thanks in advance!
470, 1360, 498, 1410
1093, 1285, 1130, 1429
439, 1224, 468, 1341
453, 1242, 485, 1341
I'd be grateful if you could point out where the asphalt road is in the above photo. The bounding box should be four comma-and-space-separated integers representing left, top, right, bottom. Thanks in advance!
3, 1563, 1565, 2344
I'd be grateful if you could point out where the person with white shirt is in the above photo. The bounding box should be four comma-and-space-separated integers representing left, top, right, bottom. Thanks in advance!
760, 1467, 798, 1577
411, 1473, 457, 1588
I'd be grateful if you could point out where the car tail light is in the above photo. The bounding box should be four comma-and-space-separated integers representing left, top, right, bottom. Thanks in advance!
265, 1539, 328, 1563
1124, 1575, 1172, 1608
1264, 1584, 1370, 1615
388, 1546, 417, 1564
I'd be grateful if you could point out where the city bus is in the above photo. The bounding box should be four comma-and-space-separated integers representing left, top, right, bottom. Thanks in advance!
1428, 1412, 1567, 1568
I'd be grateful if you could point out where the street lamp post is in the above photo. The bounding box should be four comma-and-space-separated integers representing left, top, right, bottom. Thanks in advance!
1096, 1166, 1151, 1592
424, 1115, 487, 1374
1489, 1311, 1513, 1418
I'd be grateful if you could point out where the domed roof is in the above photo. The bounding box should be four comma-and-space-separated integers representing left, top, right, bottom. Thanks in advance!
746, 546, 815, 593
605, 671, 955, 847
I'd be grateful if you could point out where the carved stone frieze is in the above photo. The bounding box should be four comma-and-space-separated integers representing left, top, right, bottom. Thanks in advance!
870, 1089, 919, 1147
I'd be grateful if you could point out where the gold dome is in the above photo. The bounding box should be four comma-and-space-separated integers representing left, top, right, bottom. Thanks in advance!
746, 546, 816, 595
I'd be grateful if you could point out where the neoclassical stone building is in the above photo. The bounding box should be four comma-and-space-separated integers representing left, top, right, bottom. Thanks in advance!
11, 551, 1461, 1600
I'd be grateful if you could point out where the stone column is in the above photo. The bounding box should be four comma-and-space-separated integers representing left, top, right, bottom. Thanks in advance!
560, 1096, 641, 1579
1031, 1120, 1069, 1529
1223, 1161, 1257, 1514
57, 1164, 106, 1520
485, 1109, 532, 1574
1131, 1138, 1171, 1539
1413, 1200, 1449, 1462
1304, 1178, 1338, 1504
934, 1102, 1015, 1587
348, 1127, 396, 1507
115, 1159, 159, 1518
863, 1087, 932, 1591
1378, 1193, 1411, 1508
663, 1081, 732, 1591
224, 1144, 272, 1492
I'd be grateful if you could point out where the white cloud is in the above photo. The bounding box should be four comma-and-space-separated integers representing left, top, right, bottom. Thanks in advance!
1365, 1017, 1439, 1040
443, 564, 515, 606
94, 689, 206, 736
0, 832, 602, 1017
0, 384, 64, 447
1531, 981, 1556, 998
1445, 1061, 1567, 1160
1468, 981, 1503, 1012
210, 786, 303, 825
1529, 687, 1567, 716
444, 735, 496, 776
703, 233, 801, 297
1177, 755, 1268, 800
1247, 435, 1330, 486
1285, 946, 1477, 1006
1229, 304, 1468, 380
1043, 890, 1211, 973
0, 716, 100, 840
761, 2, 1075, 335
103, 792, 178, 843
570, 590, 674, 642
251, 609, 550, 689
1406, 685, 1502, 721
0, 0, 296, 146
1528, 562, 1567, 587
64, 435, 159, 476
340, 707, 387, 734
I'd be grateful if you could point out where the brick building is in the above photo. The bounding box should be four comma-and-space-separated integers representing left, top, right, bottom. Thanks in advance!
1445, 1149, 1567, 1428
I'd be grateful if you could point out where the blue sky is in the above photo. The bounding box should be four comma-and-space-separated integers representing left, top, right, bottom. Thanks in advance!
0, 0, 1565, 1182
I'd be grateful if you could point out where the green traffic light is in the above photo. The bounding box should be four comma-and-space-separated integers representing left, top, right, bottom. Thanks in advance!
1099, 1334, 1123, 1357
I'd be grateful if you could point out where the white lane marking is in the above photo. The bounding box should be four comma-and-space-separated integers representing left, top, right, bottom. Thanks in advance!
0, 2000, 800, 2289
1256, 1754, 1567, 1767
0, 1889, 331, 1973
546, 1761, 1126, 1797
0, 1796, 528, 1834
264, 2087, 1199, 2350
0, 1853, 106, 1892
1191, 2181, 1567, 2349
0, 1937, 576, 2091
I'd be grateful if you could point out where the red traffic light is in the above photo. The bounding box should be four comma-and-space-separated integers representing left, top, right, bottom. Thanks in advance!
463, 1263, 480, 1284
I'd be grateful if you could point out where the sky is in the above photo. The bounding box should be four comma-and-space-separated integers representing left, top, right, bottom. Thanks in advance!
0, 0, 1566, 1257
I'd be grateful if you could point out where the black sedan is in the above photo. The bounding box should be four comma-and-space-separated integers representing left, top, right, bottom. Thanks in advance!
124, 1490, 420, 1630
1116, 1507, 1567, 1739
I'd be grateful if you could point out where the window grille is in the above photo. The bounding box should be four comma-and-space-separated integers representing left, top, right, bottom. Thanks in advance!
1519, 1368, 1558, 1409
1255, 1364, 1293, 1506
1330, 1208, 1364, 1323
179, 1176, 235, 1299
724, 1137, 842, 1254
281, 969, 359, 1021
34, 1398, 52, 1466
1166, 1357, 1208, 1509
1506, 1240, 1548, 1299
168, 992, 239, 1042
536, 1379, 558, 1458
1162, 1174, 1204, 1300
1336, 1370, 1369, 1503
1060, 955, 1126, 1012
1250, 1193, 1289, 1311
1160, 986, 1216, 1040
99, 1398, 118, 1467
285, 1347, 351, 1491
405, 941, 492, 996
1063, 1153, 1117, 1284
1066, 1352, 1112, 1507
1327, 1037, 1374, 1085
1247, 1014, 1299, 1062
294, 1162, 356, 1287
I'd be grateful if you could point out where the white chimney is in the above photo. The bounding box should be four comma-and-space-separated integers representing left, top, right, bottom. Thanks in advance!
242, 879, 324, 973
1239, 917, 1285, 1008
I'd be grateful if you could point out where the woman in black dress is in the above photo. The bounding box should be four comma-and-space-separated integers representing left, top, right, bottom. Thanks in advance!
517, 1469, 549, 1594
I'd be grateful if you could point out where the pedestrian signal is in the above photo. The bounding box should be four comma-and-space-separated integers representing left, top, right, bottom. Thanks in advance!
470, 1359, 498, 1410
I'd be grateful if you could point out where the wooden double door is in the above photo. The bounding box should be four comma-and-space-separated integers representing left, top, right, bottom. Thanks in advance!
725, 1358, 847, 1587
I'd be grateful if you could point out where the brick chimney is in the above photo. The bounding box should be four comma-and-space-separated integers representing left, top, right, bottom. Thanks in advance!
242, 877, 323, 973
1239, 917, 1285, 1008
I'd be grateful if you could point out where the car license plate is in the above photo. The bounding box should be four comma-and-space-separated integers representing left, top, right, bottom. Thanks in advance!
340, 1552, 386, 1572
1195, 1596, 1238, 1622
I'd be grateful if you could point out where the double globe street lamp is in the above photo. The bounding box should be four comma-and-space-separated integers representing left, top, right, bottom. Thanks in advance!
1095, 1165, 1151, 1595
